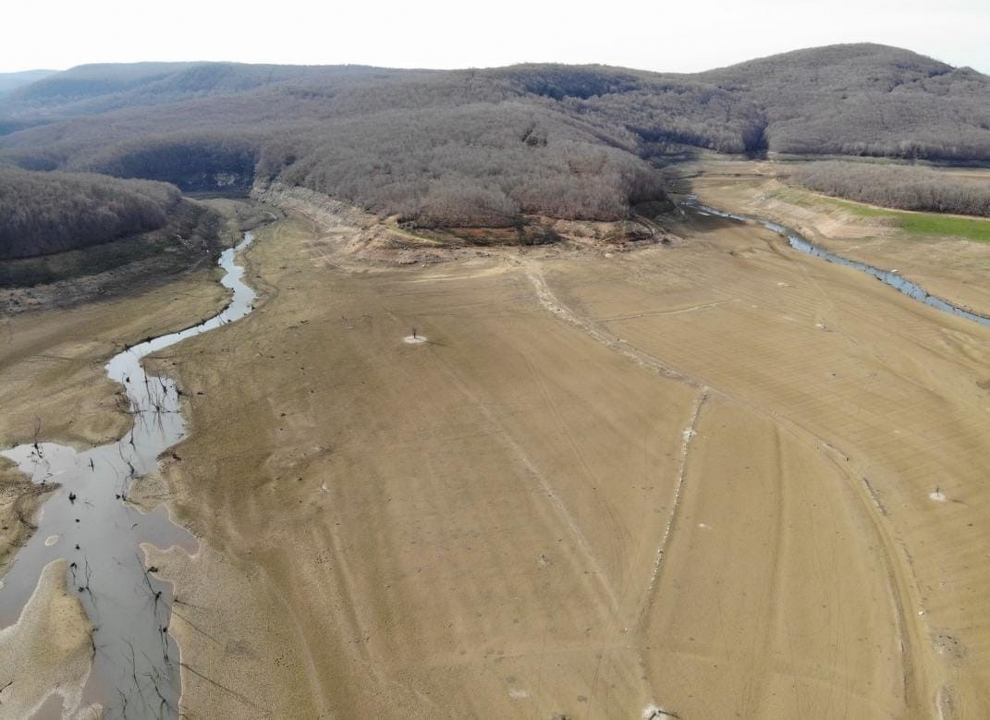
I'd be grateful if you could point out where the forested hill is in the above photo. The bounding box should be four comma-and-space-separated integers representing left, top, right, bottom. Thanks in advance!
0, 167, 185, 259
1, 44, 988, 229
0, 70, 57, 96
697, 45, 990, 158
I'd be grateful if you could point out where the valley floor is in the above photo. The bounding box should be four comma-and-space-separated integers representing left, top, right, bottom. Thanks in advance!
4, 178, 990, 718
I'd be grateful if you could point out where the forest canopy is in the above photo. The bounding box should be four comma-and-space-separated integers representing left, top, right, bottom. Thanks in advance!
0, 167, 183, 259
1, 44, 990, 234
790, 162, 990, 217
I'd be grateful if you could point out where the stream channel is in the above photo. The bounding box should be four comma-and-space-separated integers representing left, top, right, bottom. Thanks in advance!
1, 229, 258, 718
689, 201, 990, 329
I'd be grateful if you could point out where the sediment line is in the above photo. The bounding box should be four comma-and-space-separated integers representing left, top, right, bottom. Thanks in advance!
523, 263, 703, 390
637, 389, 708, 629
523, 253, 933, 713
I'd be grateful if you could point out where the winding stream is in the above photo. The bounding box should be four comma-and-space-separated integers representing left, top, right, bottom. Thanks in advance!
688, 201, 990, 329
1, 230, 258, 718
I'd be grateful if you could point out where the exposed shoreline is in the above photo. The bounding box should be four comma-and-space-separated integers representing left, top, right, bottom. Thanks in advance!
0, 200, 265, 717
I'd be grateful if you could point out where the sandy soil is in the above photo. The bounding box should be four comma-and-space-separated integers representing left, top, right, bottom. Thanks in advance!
5, 182, 990, 718
133, 194, 990, 719
0, 459, 53, 576
0, 559, 97, 718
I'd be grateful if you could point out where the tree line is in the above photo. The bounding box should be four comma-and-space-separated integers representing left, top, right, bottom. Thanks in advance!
790, 161, 990, 217
0, 167, 182, 259
1, 44, 989, 231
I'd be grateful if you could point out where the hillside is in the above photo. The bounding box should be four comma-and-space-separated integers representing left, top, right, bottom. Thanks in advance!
0, 69, 57, 96
0, 168, 223, 292
1, 44, 988, 230
790, 161, 990, 216
0, 62, 387, 119
699, 44, 990, 159
0, 167, 185, 259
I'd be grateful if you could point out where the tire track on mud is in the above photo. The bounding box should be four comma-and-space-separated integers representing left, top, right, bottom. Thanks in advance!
757, 227, 940, 712
520, 351, 628, 595
427, 345, 623, 614
636, 389, 708, 630
522, 257, 933, 716
523, 263, 704, 390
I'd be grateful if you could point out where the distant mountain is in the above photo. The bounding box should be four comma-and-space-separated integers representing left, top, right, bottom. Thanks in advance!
0, 69, 58, 95
1, 45, 988, 230
0, 62, 395, 118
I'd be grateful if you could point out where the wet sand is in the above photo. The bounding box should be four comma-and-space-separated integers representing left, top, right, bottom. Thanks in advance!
0, 559, 96, 718
0, 460, 51, 576
0, 269, 228, 451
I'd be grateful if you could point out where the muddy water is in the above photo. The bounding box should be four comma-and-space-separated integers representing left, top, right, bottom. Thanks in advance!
1, 230, 257, 718
689, 202, 990, 328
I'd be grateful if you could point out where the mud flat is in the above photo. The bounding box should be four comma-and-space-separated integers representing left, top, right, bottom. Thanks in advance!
0, 201, 260, 716
0, 560, 97, 718
6, 185, 990, 718
137, 197, 990, 718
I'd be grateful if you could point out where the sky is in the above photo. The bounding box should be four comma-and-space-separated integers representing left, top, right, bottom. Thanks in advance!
1, 0, 988, 75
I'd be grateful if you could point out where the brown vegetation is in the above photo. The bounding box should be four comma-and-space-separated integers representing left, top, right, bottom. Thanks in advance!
0, 167, 182, 259
2, 44, 988, 232
0, 179, 223, 296
791, 161, 990, 216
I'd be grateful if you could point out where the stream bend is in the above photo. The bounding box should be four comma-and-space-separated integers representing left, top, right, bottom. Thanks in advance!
0, 229, 258, 718
688, 201, 990, 329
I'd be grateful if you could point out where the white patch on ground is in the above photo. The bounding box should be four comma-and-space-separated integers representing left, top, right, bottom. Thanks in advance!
698, 522, 711, 529
682, 428, 697, 442
44, 535, 59, 547
509, 689, 530, 699
930, 490, 948, 502
403, 335, 428, 344
642, 704, 678, 719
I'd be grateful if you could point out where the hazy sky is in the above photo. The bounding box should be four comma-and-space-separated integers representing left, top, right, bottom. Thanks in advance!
2, 0, 988, 74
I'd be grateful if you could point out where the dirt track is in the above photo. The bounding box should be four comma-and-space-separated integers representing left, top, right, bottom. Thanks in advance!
4, 186, 990, 718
